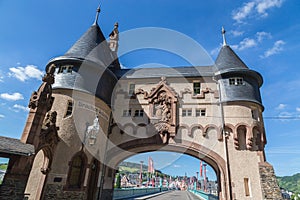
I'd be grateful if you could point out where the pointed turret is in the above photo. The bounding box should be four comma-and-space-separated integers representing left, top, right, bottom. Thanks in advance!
214, 27, 263, 107
45, 6, 119, 105
62, 6, 118, 68
215, 27, 248, 72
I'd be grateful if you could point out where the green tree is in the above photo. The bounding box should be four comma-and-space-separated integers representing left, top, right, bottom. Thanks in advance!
115, 173, 121, 188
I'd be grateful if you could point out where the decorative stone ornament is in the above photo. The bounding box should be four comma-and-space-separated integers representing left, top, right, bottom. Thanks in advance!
28, 64, 56, 111
136, 77, 178, 143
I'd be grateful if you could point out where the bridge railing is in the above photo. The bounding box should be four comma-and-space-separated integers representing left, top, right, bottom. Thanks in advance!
188, 189, 219, 200
113, 187, 168, 200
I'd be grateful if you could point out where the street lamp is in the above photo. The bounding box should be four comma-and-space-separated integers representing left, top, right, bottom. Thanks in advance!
85, 116, 100, 146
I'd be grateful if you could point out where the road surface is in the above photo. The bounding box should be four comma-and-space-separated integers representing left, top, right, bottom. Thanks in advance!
132, 190, 202, 200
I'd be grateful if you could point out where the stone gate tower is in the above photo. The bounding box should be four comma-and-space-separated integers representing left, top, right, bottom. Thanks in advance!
0, 7, 282, 200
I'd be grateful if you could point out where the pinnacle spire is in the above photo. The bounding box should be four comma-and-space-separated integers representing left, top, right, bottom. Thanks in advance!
222, 26, 227, 46
93, 5, 101, 25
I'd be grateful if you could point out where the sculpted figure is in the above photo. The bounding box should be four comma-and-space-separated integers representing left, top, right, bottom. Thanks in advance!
109, 22, 119, 52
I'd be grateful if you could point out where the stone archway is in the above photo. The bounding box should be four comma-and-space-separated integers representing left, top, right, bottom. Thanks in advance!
104, 138, 229, 200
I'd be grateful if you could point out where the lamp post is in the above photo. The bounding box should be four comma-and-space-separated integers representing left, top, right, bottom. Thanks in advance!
84, 116, 99, 146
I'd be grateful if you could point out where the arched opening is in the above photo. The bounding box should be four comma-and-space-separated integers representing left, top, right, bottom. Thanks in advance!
253, 126, 262, 151
25, 149, 49, 200
66, 151, 87, 190
0, 157, 9, 185
104, 141, 227, 200
115, 152, 218, 194
237, 125, 247, 150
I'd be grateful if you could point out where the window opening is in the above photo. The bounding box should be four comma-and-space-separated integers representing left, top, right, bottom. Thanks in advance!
196, 109, 206, 117
193, 82, 201, 95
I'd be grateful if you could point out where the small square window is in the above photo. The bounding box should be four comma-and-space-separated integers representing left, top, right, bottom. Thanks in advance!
236, 78, 243, 85
134, 109, 144, 117
229, 77, 244, 85
58, 65, 73, 74
193, 82, 201, 95
196, 109, 206, 117
123, 109, 131, 117
229, 78, 236, 85
182, 109, 192, 117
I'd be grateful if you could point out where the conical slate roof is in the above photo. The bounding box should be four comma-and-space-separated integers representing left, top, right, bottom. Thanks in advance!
64, 23, 115, 67
214, 45, 248, 72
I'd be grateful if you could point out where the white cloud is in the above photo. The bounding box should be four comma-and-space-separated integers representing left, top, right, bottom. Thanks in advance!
278, 111, 293, 119
0, 70, 4, 82
13, 104, 30, 112
232, 2, 256, 23
256, 0, 283, 16
0, 114, 4, 119
210, 45, 222, 57
9, 65, 43, 82
239, 38, 257, 50
232, 0, 284, 23
261, 40, 285, 58
231, 30, 244, 37
256, 31, 272, 42
232, 38, 257, 51
173, 164, 181, 168
276, 103, 287, 110
296, 107, 300, 112
0, 92, 24, 101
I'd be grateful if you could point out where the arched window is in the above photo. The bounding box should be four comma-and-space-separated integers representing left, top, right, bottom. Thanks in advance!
237, 126, 247, 150
253, 127, 262, 150
67, 153, 86, 189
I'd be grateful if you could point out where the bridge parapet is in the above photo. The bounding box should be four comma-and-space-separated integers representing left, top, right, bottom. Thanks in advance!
188, 189, 219, 200
113, 187, 168, 200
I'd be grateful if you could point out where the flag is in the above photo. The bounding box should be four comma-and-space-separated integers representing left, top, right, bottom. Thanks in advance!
203, 163, 207, 191
204, 164, 207, 179
148, 157, 155, 174
200, 161, 203, 177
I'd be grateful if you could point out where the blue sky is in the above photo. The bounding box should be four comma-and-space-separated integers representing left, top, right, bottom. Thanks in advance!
0, 0, 299, 178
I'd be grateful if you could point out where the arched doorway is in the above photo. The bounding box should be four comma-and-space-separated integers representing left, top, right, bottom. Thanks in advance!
87, 159, 100, 200
24, 148, 50, 200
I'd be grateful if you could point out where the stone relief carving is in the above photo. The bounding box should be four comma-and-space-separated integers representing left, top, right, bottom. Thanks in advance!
136, 77, 178, 144
153, 91, 172, 122
40, 111, 59, 148
109, 22, 119, 52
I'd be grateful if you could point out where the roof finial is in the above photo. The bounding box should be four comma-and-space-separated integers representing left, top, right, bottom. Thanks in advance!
93, 5, 101, 25
222, 26, 227, 46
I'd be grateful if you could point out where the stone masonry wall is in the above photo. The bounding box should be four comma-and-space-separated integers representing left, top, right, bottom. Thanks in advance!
0, 177, 27, 200
259, 162, 282, 200
43, 184, 86, 200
